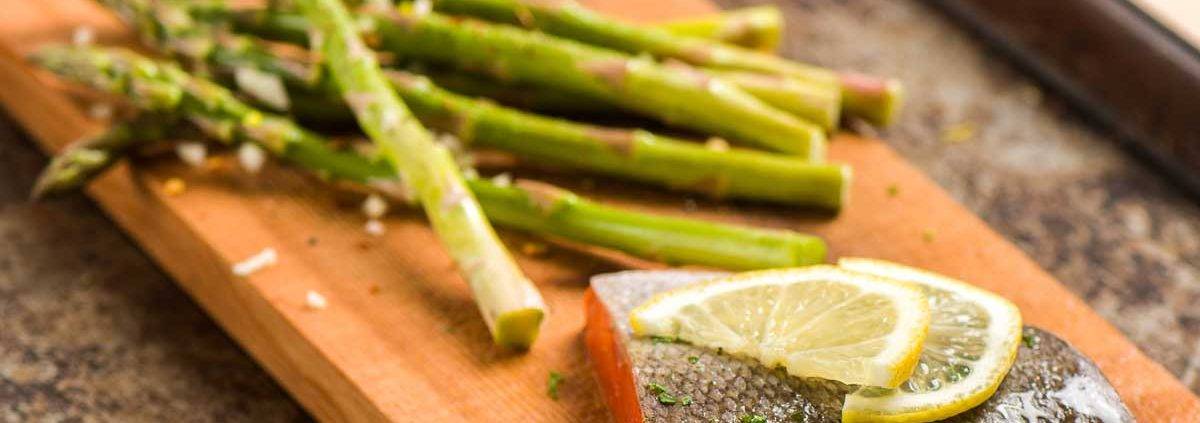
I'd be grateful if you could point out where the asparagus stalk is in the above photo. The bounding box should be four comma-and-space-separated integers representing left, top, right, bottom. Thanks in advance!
247, 8, 826, 157
233, 9, 840, 136
296, 0, 546, 349
32, 47, 827, 270
31, 114, 178, 198
426, 0, 903, 126
32, 46, 375, 183
421, 71, 611, 115
658, 5, 783, 52
470, 180, 826, 270
99, 0, 848, 207
229, 5, 783, 51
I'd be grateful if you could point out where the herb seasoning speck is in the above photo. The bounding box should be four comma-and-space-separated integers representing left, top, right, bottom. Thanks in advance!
740, 414, 768, 423
547, 371, 564, 400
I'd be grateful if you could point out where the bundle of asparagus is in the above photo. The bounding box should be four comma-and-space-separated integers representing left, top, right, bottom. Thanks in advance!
31, 0, 904, 349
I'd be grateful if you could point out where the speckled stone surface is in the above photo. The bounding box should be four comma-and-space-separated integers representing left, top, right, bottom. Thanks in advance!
2, 0, 1200, 420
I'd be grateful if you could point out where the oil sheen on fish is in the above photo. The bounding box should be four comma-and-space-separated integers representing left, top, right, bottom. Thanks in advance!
584, 270, 1135, 422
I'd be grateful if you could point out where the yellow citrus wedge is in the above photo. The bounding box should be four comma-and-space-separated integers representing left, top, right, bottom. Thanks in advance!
630, 265, 930, 388
839, 258, 1023, 423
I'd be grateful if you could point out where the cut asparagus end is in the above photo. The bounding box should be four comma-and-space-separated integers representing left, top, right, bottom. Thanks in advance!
788, 234, 829, 266
492, 308, 546, 350
840, 74, 905, 127
659, 5, 784, 52
806, 127, 828, 162
836, 164, 853, 213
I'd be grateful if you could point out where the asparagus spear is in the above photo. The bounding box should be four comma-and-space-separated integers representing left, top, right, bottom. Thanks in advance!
247, 8, 826, 157
427, 0, 903, 126
227, 4, 783, 51
31, 47, 827, 270
658, 5, 783, 52
231, 9, 840, 132
296, 0, 547, 349
97, 0, 848, 207
421, 71, 611, 115
31, 114, 178, 198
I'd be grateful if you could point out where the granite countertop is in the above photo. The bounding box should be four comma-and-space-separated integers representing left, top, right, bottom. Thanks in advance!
3, 0, 1199, 421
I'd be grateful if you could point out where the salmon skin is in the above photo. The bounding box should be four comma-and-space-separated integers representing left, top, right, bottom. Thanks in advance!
585, 270, 1134, 422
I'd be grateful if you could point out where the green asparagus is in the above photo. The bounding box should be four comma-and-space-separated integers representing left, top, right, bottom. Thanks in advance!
243, 7, 827, 157
426, 0, 903, 126
296, 0, 546, 349
31, 114, 178, 198
658, 5, 783, 52
232, 9, 840, 134
32, 46, 828, 271
107, 0, 846, 207
35, 42, 546, 348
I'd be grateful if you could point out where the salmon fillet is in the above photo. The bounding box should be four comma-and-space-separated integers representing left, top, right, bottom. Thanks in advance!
584, 270, 1133, 422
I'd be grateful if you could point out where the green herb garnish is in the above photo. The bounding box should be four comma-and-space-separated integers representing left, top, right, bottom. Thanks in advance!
921, 228, 936, 243
740, 414, 768, 423
547, 371, 564, 400
886, 184, 900, 197
1022, 333, 1039, 348
687, 355, 699, 364
646, 382, 683, 406
680, 395, 693, 406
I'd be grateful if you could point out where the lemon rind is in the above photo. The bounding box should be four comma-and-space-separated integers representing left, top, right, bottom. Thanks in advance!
838, 258, 1023, 423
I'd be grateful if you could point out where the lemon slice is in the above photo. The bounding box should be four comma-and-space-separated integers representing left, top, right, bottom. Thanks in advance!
630, 265, 930, 387
838, 258, 1022, 423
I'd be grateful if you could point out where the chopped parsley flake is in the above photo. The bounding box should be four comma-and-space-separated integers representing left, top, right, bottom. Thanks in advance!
547, 371, 564, 400
680, 395, 693, 406
739, 413, 768, 423
740, 414, 768, 423
886, 184, 900, 197
646, 382, 683, 406
1022, 333, 1039, 348
921, 228, 936, 243
687, 355, 699, 364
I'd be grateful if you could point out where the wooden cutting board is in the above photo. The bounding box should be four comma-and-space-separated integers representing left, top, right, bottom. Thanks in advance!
1, 0, 1197, 421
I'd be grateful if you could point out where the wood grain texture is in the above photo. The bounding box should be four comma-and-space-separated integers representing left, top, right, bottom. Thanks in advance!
0, 0, 1197, 421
